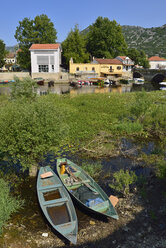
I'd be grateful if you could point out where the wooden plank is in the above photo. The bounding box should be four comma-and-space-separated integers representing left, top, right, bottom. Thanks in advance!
40, 171, 53, 178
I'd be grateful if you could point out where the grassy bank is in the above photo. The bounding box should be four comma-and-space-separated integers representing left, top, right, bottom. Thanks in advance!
0, 90, 165, 169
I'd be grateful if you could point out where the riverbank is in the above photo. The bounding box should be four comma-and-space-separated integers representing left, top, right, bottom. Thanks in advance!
0, 175, 166, 248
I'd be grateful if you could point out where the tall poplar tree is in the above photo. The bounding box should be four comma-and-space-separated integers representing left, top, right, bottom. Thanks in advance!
86, 17, 127, 58
15, 14, 57, 70
62, 25, 89, 69
0, 40, 6, 68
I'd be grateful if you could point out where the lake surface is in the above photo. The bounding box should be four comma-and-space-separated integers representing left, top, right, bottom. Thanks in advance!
0, 82, 163, 96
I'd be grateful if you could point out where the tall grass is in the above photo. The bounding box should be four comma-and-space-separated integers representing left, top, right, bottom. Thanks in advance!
0, 89, 165, 170
0, 178, 23, 234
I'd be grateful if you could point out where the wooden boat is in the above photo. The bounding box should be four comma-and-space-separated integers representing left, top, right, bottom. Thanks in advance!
37, 166, 78, 244
56, 159, 119, 220
133, 78, 144, 85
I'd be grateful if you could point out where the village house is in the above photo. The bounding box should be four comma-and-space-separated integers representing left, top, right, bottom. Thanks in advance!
29, 44, 62, 78
149, 56, 166, 69
116, 56, 134, 71
69, 57, 123, 78
1, 52, 17, 71
4, 52, 16, 64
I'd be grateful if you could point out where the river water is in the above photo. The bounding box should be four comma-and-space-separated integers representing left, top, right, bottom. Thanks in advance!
0, 81, 163, 96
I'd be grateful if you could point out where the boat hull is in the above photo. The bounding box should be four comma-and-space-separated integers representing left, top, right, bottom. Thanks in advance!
37, 166, 78, 244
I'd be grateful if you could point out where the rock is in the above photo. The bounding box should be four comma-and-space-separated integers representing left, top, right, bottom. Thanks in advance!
90, 220, 95, 225
42, 233, 48, 237
147, 226, 152, 232
122, 226, 130, 232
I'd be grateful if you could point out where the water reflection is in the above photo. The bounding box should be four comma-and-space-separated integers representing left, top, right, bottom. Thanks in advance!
0, 82, 162, 96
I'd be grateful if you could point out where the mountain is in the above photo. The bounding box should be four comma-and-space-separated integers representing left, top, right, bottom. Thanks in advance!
122, 25, 166, 58
6, 46, 17, 52
81, 24, 166, 58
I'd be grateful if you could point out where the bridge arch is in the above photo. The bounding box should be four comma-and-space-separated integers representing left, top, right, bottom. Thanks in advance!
151, 73, 165, 83
133, 71, 144, 79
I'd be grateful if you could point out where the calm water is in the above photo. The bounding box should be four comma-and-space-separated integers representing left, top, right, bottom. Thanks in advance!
0, 82, 163, 96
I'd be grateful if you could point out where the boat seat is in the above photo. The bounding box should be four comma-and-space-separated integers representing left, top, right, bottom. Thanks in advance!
43, 197, 68, 206
39, 184, 62, 191
57, 221, 76, 234
65, 179, 90, 187
91, 200, 109, 213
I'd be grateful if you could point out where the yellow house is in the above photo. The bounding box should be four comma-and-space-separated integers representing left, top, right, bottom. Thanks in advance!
69, 58, 123, 77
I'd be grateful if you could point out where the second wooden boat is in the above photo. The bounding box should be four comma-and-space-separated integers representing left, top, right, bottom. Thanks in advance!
37, 166, 78, 244
56, 158, 119, 220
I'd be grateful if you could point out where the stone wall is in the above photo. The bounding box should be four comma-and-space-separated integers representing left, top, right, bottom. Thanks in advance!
0, 72, 70, 83
0, 72, 30, 80
31, 72, 69, 82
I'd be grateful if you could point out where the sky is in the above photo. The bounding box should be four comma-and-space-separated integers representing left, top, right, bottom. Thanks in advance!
1, 0, 166, 46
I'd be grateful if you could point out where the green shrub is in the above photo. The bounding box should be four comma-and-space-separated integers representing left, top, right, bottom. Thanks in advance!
10, 77, 37, 101
130, 91, 152, 119
157, 160, 166, 179
110, 169, 137, 195
0, 178, 23, 234
119, 79, 128, 84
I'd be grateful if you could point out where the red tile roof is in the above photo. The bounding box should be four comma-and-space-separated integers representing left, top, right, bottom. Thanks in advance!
29, 44, 60, 50
118, 56, 126, 60
6, 52, 15, 58
94, 58, 122, 65
149, 56, 166, 61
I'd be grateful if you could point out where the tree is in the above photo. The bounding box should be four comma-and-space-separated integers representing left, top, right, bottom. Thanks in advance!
86, 17, 127, 58
62, 25, 89, 68
15, 14, 57, 70
127, 48, 150, 68
0, 40, 6, 68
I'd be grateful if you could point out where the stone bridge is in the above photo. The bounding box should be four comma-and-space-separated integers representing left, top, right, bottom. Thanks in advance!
133, 68, 166, 83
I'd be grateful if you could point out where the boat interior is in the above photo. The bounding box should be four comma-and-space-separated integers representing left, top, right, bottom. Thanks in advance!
39, 171, 77, 236
60, 166, 110, 213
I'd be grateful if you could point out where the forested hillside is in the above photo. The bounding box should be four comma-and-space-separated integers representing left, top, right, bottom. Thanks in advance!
122, 25, 166, 58
81, 24, 166, 58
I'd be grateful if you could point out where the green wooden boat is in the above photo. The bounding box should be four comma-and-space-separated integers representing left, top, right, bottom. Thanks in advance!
56, 158, 119, 220
37, 166, 78, 244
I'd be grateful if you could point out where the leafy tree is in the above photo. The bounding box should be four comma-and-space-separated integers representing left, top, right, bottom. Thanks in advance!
0, 40, 6, 68
127, 48, 150, 68
86, 17, 127, 58
15, 14, 57, 70
62, 25, 89, 68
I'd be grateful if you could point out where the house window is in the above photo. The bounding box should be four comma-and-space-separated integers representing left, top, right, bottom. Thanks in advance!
52, 65, 54, 72
38, 65, 49, 72
85, 67, 87, 71
117, 66, 121, 70
92, 67, 95, 72
110, 66, 113, 72
76, 67, 79, 71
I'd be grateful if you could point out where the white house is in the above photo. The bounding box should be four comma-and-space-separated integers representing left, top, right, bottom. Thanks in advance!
149, 56, 166, 69
29, 44, 62, 74
116, 56, 134, 71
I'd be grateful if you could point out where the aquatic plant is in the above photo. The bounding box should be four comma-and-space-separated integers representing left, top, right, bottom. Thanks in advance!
0, 178, 23, 234
157, 160, 166, 179
110, 169, 137, 195
81, 162, 102, 180
0, 90, 165, 171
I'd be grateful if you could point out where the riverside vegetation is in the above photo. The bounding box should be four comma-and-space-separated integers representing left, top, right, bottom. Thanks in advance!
0, 78, 166, 246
